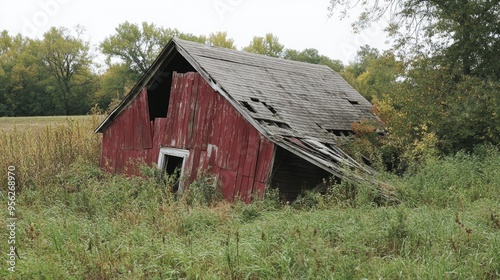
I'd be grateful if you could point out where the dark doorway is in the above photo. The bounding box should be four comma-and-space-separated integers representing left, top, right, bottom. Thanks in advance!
270, 147, 331, 200
161, 154, 185, 192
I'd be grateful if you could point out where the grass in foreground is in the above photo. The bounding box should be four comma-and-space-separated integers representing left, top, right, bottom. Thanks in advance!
0, 116, 498, 279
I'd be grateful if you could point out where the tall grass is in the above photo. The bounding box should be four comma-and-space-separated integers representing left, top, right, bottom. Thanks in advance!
398, 144, 500, 207
0, 116, 498, 279
2, 161, 498, 279
0, 115, 102, 191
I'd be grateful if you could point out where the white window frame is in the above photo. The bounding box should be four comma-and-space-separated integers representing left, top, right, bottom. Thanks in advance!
157, 147, 190, 191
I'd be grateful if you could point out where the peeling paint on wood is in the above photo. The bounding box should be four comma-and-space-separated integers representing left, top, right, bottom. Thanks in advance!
101, 72, 274, 202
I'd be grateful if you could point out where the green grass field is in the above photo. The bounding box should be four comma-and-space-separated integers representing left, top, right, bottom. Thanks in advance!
0, 116, 499, 279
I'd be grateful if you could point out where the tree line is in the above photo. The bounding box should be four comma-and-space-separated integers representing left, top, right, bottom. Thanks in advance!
0, 22, 343, 117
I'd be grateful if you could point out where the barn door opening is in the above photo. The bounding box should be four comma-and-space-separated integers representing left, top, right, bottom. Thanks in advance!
158, 148, 189, 192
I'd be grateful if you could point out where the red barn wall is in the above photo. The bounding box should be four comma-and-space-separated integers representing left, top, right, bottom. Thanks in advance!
101, 87, 153, 175
101, 72, 275, 202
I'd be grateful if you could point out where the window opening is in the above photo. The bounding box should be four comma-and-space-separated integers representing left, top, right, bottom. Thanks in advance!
158, 148, 189, 192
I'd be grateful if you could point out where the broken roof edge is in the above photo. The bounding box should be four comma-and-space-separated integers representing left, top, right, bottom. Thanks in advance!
272, 136, 374, 180
94, 39, 179, 133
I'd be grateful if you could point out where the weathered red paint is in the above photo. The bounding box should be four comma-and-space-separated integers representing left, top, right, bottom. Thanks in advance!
101, 72, 274, 202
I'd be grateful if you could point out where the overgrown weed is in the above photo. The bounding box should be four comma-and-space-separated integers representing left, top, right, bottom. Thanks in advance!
0, 118, 498, 279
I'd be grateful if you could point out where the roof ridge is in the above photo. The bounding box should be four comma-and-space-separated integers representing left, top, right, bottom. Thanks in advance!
173, 37, 335, 72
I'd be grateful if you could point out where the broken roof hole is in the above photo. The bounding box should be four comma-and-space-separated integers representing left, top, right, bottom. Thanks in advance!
327, 129, 351, 137
250, 97, 260, 102
240, 101, 257, 113
349, 100, 359, 105
277, 122, 291, 129
258, 118, 291, 130
262, 102, 277, 114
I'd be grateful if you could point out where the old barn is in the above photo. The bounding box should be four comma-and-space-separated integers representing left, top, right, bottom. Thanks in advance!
95, 38, 377, 201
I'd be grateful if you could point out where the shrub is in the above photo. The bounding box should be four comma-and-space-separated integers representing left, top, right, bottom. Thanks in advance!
183, 171, 222, 206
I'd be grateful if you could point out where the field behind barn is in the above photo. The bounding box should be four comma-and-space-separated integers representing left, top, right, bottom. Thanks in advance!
0, 116, 499, 279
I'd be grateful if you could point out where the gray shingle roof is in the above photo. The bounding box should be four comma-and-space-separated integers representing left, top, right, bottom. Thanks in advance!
174, 39, 375, 144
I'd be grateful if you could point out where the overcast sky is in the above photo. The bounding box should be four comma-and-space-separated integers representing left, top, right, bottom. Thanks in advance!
1, 0, 390, 64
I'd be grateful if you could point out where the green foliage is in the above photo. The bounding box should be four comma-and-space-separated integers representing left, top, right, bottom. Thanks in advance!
284, 48, 344, 72
242, 33, 284, 57
41, 26, 96, 115
329, 0, 499, 167
183, 171, 223, 206
341, 46, 404, 102
291, 190, 324, 210
343, 44, 499, 170
382, 60, 499, 156
94, 63, 140, 110
0, 29, 97, 116
100, 21, 206, 76
251, 187, 283, 211
102, 22, 183, 74
329, 0, 499, 79
399, 144, 500, 207
208, 31, 236, 49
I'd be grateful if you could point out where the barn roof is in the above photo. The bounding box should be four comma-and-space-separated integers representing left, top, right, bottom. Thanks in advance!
96, 38, 378, 177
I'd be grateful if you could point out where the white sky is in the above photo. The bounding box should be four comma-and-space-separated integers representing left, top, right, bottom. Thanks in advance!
0, 0, 391, 64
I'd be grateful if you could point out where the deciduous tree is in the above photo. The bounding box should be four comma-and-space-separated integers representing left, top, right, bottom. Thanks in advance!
208, 31, 236, 49
243, 33, 284, 57
284, 48, 343, 72
40, 26, 95, 115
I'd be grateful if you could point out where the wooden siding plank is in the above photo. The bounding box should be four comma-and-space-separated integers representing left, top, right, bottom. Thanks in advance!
243, 176, 253, 203
164, 73, 181, 146
133, 95, 142, 151
203, 84, 217, 151
253, 181, 266, 199
193, 77, 209, 150
242, 128, 259, 176
255, 136, 275, 183
179, 73, 193, 149
219, 169, 237, 201
226, 108, 242, 171
122, 106, 131, 150
101, 129, 114, 172
237, 175, 250, 203
199, 150, 208, 171
234, 174, 244, 200
187, 73, 200, 149
140, 88, 153, 149
188, 148, 202, 183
